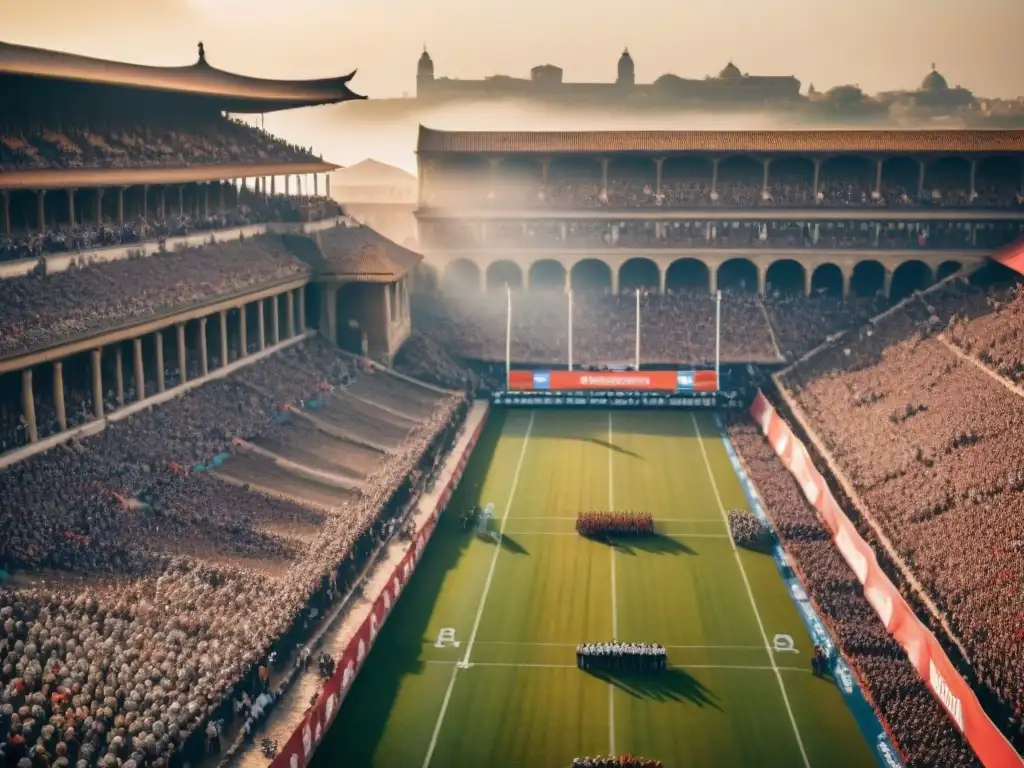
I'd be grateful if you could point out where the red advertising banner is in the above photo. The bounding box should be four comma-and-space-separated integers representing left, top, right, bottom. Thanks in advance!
749, 391, 1023, 768
506, 369, 718, 392
271, 417, 487, 768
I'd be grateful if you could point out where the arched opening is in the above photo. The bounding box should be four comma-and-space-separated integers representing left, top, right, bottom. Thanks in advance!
923, 157, 970, 205
975, 155, 1022, 206
336, 284, 365, 355
443, 259, 482, 292
890, 260, 932, 300
765, 259, 807, 295
546, 157, 601, 207
851, 261, 885, 297
619, 258, 660, 292
486, 260, 524, 291
936, 260, 963, 282
716, 156, 763, 204
528, 259, 567, 291
767, 157, 815, 205
810, 264, 844, 297
717, 258, 757, 293
570, 259, 613, 293
608, 157, 656, 206
880, 156, 920, 202
495, 157, 543, 206
819, 155, 874, 204
661, 157, 713, 204
665, 258, 710, 293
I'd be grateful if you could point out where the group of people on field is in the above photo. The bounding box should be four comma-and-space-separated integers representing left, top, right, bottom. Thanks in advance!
575, 643, 667, 672
575, 511, 654, 538
571, 757, 662, 768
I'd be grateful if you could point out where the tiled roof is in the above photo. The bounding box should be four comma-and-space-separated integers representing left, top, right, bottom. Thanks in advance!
417, 126, 1024, 155
312, 225, 422, 282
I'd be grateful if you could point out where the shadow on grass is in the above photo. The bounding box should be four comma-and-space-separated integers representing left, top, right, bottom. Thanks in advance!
310, 411, 507, 768
585, 667, 721, 709
497, 533, 529, 556
589, 533, 696, 556
582, 437, 644, 460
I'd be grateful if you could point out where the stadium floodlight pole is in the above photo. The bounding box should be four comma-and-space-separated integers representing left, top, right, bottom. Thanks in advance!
715, 290, 722, 389
505, 284, 512, 386
634, 288, 641, 371
567, 289, 574, 371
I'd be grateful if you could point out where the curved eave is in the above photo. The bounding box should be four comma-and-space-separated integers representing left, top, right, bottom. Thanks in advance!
0, 41, 365, 111
0, 161, 339, 191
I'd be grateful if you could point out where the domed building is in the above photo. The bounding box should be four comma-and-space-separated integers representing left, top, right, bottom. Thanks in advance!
914, 64, 972, 110
920, 66, 948, 92
718, 61, 743, 80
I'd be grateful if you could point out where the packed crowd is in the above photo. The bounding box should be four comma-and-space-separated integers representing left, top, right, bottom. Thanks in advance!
778, 268, 1024, 753
575, 511, 654, 538
726, 417, 981, 767
726, 509, 773, 552
575, 643, 667, 672
427, 219, 1024, 252
0, 337, 468, 768
425, 166, 1024, 210
393, 333, 479, 392
0, 234, 307, 358
0, 195, 342, 263
571, 757, 662, 768
0, 117, 318, 173
411, 290, 782, 366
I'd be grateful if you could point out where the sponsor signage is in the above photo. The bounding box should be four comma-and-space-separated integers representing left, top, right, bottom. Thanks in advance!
507, 369, 718, 393
491, 389, 745, 410
749, 391, 1023, 768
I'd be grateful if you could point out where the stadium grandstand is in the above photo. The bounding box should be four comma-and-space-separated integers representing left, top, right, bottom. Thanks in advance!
3, 91, 1024, 768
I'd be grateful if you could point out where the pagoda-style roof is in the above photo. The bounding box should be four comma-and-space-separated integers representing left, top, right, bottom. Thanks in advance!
0, 161, 339, 192
417, 126, 1024, 155
309, 225, 422, 282
0, 41, 365, 112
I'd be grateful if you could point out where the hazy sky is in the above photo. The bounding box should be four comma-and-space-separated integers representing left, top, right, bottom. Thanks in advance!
5, 0, 1024, 99
4, 0, 1024, 171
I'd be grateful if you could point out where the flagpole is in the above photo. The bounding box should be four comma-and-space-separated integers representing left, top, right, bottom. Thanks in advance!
505, 284, 512, 387
567, 289, 574, 371
715, 290, 722, 390
634, 288, 641, 371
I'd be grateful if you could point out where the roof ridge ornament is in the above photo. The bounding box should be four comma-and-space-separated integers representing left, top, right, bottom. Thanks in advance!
197, 41, 206, 65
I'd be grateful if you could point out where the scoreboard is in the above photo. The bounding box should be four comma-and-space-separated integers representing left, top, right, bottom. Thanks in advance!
491, 389, 747, 410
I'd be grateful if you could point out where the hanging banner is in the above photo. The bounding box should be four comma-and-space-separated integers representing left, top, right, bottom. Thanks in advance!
749, 390, 1023, 768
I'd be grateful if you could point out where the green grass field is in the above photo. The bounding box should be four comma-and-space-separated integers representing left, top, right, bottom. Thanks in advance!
313, 409, 876, 768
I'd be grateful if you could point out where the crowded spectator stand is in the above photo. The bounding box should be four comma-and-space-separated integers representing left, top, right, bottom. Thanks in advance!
576, 511, 654, 537
726, 508, 774, 552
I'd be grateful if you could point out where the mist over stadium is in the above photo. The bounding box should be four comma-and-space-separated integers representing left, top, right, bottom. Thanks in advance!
2, 3, 1024, 768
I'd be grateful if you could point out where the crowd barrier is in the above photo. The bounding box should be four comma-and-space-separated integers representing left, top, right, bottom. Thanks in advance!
271, 414, 488, 768
749, 390, 1023, 768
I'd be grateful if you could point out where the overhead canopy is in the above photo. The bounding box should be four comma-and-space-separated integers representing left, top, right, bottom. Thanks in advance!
0, 40, 365, 112
309, 225, 422, 282
418, 126, 1024, 155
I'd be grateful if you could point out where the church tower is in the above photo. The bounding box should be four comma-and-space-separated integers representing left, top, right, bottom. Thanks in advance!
617, 48, 635, 87
417, 47, 434, 96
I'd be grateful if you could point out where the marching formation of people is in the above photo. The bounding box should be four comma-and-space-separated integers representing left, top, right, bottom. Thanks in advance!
778, 269, 1024, 758
576, 643, 667, 672
576, 511, 654, 538
727, 509, 774, 552
571, 756, 662, 768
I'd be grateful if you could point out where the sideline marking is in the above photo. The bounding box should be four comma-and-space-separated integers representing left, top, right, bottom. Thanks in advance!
507, 516, 724, 523
497, 531, 730, 538
607, 411, 617, 757
459, 641, 766, 650
690, 412, 812, 768
422, 411, 536, 768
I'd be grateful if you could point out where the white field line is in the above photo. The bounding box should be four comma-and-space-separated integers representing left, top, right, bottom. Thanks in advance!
421, 411, 535, 768
607, 410, 617, 757
499, 531, 730, 538
423, 659, 810, 674
454, 641, 766, 650
506, 516, 724, 523
690, 413, 812, 768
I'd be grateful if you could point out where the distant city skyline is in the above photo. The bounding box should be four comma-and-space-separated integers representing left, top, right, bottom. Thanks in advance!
3, 0, 1024, 100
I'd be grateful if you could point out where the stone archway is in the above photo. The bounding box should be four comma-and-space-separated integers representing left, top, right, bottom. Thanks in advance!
717, 258, 757, 293
851, 260, 885, 298
765, 259, 807, 295
570, 259, 613, 292
443, 259, 482, 292
528, 259, 567, 291
486, 260, 524, 291
665, 258, 710, 292
619, 257, 660, 292
810, 264, 844, 297
890, 260, 933, 300
936, 260, 962, 282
